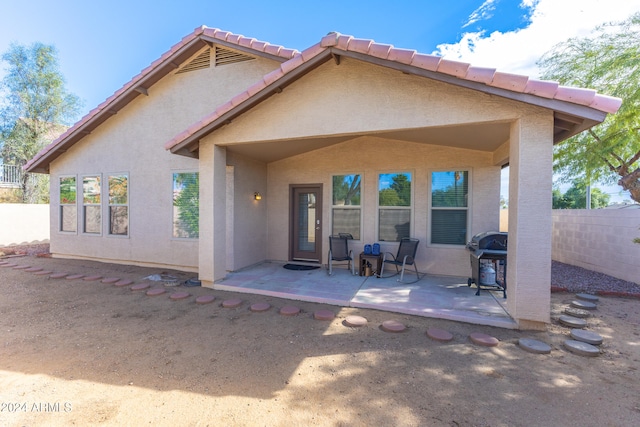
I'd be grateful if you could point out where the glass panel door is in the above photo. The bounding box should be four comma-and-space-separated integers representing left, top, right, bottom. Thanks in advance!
291, 185, 323, 261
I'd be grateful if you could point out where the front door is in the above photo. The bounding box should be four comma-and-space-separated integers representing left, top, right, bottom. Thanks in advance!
290, 184, 323, 262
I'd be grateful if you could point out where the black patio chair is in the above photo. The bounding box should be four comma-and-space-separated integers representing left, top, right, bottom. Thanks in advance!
379, 238, 421, 283
327, 235, 355, 276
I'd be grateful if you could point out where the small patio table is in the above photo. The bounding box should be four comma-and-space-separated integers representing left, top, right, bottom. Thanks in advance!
359, 252, 382, 277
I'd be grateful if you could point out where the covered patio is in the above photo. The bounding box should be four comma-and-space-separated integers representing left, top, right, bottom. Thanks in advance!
215, 262, 516, 328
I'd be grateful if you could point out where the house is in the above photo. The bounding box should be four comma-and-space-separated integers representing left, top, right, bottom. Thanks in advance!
25, 26, 621, 330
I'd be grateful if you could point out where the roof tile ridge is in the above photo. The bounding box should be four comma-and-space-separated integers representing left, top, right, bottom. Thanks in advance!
554, 85, 597, 106
204, 27, 298, 60
589, 94, 622, 114
489, 71, 529, 92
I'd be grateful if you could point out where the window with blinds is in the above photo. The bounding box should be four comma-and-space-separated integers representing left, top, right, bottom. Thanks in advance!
378, 172, 412, 242
332, 174, 361, 239
172, 172, 199, 239
431, 171, 469, 245
108, 174, 128, 236
82, 175, 102, 234
59, 176, 77, 233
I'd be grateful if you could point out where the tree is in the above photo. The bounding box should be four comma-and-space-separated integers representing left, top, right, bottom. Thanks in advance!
0, 42, 80, 203
552, 180, 610, 209
538, 13, 640, 203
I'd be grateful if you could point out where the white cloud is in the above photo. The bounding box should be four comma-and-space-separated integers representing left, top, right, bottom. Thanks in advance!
463, 0, 499, 28
435, 0, 640, 78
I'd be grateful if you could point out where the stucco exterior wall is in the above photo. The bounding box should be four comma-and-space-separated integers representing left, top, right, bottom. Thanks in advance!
266, 136, 500, 277
226, 152, 268, 270
552, 209, 640, 284
206, 58, 529, 146
506, 114, 554, 328
48, 51, 280, 270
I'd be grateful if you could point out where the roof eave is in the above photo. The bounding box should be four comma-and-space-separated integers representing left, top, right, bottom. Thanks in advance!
200, 35, 291, 63
169, 46, 610, 156
24, 35, 212, 174
333, 48, 610, 125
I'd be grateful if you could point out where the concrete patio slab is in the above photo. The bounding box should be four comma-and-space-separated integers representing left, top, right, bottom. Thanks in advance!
215, 262, 516, 329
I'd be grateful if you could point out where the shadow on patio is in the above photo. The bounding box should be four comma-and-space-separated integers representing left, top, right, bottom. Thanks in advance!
215, 262, 516, 329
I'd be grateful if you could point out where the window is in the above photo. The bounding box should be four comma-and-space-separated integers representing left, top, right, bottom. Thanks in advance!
431, 171, 469, 245
172, 172, 199, 238
59, 176, 77, 232
332, 174, 361, 239
82, 175, 101, 234
108, 174, 128, 236
378, 172, 411, 241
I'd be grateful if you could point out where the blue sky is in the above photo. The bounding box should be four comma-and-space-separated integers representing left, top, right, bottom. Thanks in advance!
2, 0, 639, 202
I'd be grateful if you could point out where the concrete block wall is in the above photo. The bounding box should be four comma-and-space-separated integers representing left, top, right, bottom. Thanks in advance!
552, 209, 640, 284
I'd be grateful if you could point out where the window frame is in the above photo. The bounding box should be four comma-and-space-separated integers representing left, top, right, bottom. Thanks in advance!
59, 175, 78, 234
171, 170, 199, 240
429, 169, 471, 247
81, 174, 102, 236
377, 171, 413, 242
107, 173, 129, 237
330, 173, 363, 240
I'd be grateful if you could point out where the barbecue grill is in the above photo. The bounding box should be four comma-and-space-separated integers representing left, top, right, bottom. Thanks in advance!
466, 231, 507, 298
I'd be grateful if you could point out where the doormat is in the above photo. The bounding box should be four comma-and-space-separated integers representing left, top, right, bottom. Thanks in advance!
283, 264, 320, 271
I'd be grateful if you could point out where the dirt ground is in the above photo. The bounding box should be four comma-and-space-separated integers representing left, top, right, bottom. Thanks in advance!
1, 254, 639, 427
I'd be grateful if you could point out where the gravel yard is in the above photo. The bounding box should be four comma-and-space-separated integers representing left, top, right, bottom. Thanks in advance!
1, 245, 639, 426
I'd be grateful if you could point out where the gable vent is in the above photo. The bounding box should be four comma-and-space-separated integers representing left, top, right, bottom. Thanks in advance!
215, 46, 255, 66
176, 49, 211, 74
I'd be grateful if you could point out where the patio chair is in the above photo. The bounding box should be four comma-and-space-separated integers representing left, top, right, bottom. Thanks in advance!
327, 235, 355, 276
379, 238, 421, 283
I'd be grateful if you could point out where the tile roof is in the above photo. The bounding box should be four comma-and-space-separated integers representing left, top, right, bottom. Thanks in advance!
164, 32, 622, 153
25, 26, 298, 172
25, 28, 623, 172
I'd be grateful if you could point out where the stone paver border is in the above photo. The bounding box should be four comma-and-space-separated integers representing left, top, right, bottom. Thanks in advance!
3, 261, 622, 359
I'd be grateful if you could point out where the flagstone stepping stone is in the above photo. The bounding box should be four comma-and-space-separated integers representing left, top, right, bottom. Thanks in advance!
576, 293, 599, 302
564, 307, 591, 318
563, 339, 600, 357
469, 332, 499, 347
83, 275, 103, 281
66, 274, 85, 280
13, 265, 30, 270
195, 295, 215, 304
49, 272, 70, 279
426, 327, 454, 342
570, 300, 597, 310
381, 320, 407, 333
222, 298, 243, 308
25, 267, 43, 272
559, 315, 587, 329
1, 263, 17, 268
344, 315, 368, 327
250, 302, 271, 312
570, 329, 603, 346
34, 270, 53, 276
146, 288, 166, 297
169, 291, 190, 301
114, 279, 134, 287
130, 282, 151, 291
314, 310, 335, 321
518, 338, 552, 354
279, 305, 301, 316
101, 277, 120, 284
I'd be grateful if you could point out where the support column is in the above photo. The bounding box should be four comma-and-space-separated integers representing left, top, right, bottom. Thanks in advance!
507, 113, 554, 330
199, 143, 227, 287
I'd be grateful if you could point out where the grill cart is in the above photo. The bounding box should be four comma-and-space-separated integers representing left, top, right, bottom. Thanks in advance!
466, 231, 507, 298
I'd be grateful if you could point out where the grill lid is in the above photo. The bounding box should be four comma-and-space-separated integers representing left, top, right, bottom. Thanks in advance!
467, 231, 508, 251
